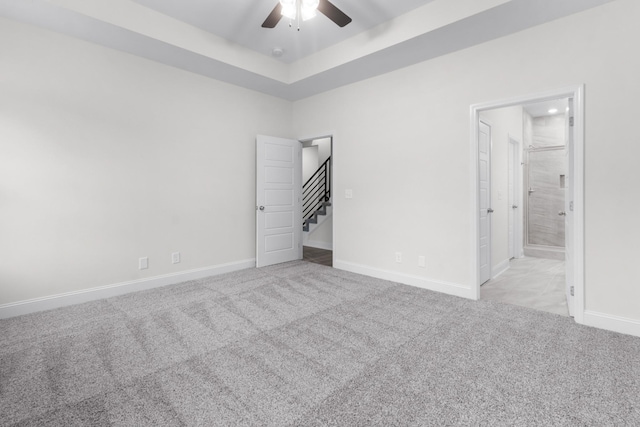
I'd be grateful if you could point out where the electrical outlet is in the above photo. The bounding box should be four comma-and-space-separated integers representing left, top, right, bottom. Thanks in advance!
418, 256, 426, 268
395, 252, 402, 263
345, 189, 353, 199
172, 252, 180, 264
139, 257, 148, 270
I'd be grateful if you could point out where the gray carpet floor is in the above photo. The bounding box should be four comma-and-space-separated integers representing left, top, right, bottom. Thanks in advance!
1, 261, 639, 426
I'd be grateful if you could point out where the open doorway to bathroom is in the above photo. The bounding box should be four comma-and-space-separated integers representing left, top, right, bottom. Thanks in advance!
471, 86, 584, 322
523, 100, 568, 261
301, 137, 333, 267
480, 99, 569, 316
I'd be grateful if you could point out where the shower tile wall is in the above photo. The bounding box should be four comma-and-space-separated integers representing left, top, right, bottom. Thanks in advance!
527, 114, 566, 248
533, 114, 566, 148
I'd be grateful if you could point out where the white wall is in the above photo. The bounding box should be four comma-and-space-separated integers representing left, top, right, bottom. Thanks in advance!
292, 0, 640, 321
305, 215, 333, 250
314, 137, 332, 166
302, 146, 319, 183
302, 137, 331, 183
0, 18, 292, 305
480, 106, 523, 275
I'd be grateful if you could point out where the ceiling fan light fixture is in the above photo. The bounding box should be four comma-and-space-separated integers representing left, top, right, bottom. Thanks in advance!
302, 0, 319, 13
301, 0, 319, 20
279, 0, 319, 21
281, 6, 296, 19
301, 7, 317, 21
264, 0, 350, 29
280, 0, 296, 19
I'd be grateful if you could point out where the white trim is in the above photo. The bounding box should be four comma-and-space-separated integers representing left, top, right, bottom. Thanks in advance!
331, 133, 337, 271
334, 260, 473, 300
303, 241, 333, 251
470, 112, 481, 300
583, 311, 640, 338
571, 87, 585, 324
492, 259, 510, 279
470, 85, 585, 322
0, 259, 255, 319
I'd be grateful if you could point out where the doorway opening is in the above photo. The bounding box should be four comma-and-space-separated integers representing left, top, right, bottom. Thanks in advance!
523, 100, 569, 262
301, 137, 333, 267
471, 86, 584, 323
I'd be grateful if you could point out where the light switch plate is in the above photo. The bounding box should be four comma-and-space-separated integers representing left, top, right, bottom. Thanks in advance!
345, 189, 353, 199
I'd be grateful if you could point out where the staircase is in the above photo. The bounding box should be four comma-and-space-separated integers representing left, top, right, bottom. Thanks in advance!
303, 156, 331, 232
303, 200, 332, 232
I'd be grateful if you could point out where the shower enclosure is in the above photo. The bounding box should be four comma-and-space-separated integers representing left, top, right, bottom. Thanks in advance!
523, 114, 567, 260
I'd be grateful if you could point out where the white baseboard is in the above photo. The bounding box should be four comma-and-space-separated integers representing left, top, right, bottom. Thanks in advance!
582, 310, 640, 338
0, 259, 256, 319
492, 259, 510, 279
303, 241, 333, 251
334, 260, 473, 300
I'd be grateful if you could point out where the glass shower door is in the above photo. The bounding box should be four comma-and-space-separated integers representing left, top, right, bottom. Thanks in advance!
527, 148, 565, 248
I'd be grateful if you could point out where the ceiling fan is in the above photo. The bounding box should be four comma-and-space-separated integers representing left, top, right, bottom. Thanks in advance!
262, 0, 352, 29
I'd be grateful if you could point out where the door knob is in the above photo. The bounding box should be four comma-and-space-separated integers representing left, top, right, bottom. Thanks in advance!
512, 205, 518, 209
258, 206, 265, 211
558, 211, 566, 216
487, 208, 494, 213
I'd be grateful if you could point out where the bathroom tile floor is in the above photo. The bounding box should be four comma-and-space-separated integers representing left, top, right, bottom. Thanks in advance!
481, 256, 569, 317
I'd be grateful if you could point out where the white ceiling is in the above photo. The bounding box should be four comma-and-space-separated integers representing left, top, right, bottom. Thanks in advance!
0, 0, 617, 101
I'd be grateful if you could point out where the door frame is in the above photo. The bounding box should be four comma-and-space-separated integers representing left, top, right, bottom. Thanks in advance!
470, 85, 585, 324
298, 131, 336, 266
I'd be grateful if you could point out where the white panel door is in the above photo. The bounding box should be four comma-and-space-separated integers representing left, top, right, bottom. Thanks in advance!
565, 100, 575, 316
478, 121, 492, 284
256, 135, 302, 268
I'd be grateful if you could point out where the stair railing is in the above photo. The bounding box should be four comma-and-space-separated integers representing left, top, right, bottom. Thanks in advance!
303, 156, 331, 227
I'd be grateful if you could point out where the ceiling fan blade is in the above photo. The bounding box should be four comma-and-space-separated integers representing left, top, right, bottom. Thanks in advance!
317, 0, 352, 27
262, 3, 283, 28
